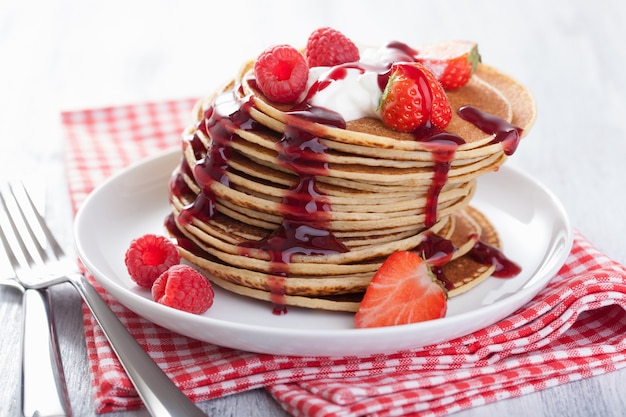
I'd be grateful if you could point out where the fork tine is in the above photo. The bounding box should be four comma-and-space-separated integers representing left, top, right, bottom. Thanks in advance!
0, 183, 34, 270
10, 181, 65, 260
1, 182, 73, 289
1, 181, 65, 276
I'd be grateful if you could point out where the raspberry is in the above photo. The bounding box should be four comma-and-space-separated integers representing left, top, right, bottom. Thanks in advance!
253, 44, 308, 104
152, 265, 214, 314
305, 27, 360, 68
124, 234, 181, 288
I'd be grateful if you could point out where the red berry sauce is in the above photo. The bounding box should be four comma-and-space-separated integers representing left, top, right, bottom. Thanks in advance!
239, 105, 350, 314
458, 105, 523, 155
468, 234, 521, 278
413, 231, 457, 289
167, 42, 525, 313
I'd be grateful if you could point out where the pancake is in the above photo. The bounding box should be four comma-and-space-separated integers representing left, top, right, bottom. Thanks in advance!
242, 68, 509, 149
444, 206, 499, 297
166, 38, 536, 314
174, 206, 499, 312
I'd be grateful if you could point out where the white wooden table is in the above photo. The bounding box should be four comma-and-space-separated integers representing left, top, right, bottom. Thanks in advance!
2, 0, 626, 415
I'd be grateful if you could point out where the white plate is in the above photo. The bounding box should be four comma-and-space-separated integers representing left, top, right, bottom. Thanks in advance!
74, 148, 573, 356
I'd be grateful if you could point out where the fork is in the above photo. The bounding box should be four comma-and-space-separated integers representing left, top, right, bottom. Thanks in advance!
0, 183, 71, 417
0, 181, 207, 417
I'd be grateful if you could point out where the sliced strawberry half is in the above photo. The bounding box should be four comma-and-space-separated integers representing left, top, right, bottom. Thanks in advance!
416, 40, 481, 90
354, 251, 447, 328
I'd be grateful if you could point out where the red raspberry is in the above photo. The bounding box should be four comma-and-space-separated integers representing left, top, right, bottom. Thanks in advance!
305, 27, 360, 68
253, 44, 308, 104
124, 234, 181, 288
152, 265, 214, 314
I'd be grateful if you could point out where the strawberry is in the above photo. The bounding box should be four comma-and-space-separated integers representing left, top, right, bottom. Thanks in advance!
354, 251, 447, 328
254, 44, 309, 103
416, 40, 481, 90
305, 27, 360, 68
379, 62, 452, 132
124, 234, 181, 288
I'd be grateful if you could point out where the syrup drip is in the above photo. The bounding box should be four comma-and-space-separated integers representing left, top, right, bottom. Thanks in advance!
164, 213, 198, 253
168, 159, 193, 201
239, 108, 348, 314
176, 91, 258, 226
414, 229, 521, 291
379, 61, 466, 229
468, 234, 521, 278
413, 232, 457, 290
371, 41, 419, 71
187, 120, 208, 159
417, 131, 465, 227
166, 46, 526, 314
457, 105, 524, 155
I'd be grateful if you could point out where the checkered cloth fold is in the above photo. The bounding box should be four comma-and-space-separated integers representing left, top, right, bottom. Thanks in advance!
61, 100, 626, 416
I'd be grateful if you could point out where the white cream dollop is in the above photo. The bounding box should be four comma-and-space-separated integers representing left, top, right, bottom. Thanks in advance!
305, 66, 381, 122
304, 45, 413, 122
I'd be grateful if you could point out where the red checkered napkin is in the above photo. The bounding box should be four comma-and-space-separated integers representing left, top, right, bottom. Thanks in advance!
62, 100, 626, 416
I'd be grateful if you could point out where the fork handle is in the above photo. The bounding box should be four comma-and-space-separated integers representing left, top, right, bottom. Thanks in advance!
69, 274, 207, 417
22, 289, 71, 417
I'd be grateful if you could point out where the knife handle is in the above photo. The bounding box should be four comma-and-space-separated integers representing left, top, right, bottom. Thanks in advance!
21, 288, 71, 417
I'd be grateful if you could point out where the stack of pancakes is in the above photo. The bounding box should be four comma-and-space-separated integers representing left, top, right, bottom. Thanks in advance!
167, 60, 536, 312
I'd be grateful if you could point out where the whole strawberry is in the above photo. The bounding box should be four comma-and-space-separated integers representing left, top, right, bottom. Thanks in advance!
416, 40, 481, 90
305, 27, 360, 67
354, 250, 447, 328
379, 62, 452, 132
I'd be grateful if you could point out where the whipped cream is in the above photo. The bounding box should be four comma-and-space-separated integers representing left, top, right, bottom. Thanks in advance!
305, 45, 413, 122
305, 66, 381, 122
